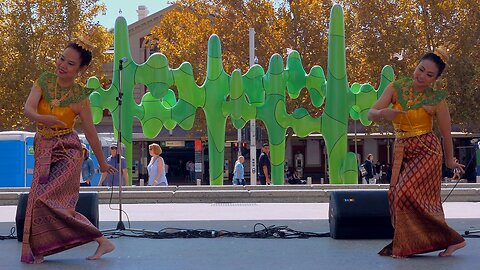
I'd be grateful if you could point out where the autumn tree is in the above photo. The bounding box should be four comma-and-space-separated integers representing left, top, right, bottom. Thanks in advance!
0, 0, 113, 131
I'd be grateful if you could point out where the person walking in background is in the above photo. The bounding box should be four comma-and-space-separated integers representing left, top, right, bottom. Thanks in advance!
374, 160, 382, 182
369, 47, 465, 258
147, 143, 168, 186
98, 143, 128, 186
80, 144, 94, 186
185, 160, 191, 182
258, 143, 271, 185
385, 163, 392, 184
22, 40, 116, 263
164, 162, 169, 178
188, 160, 195, 183
364, 154, 375, 184
232, 156, 245, 185
284, 166, 293, 184
178, 159, 185, 180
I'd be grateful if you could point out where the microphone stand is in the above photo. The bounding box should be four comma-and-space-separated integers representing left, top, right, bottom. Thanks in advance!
101, 58, 156, 235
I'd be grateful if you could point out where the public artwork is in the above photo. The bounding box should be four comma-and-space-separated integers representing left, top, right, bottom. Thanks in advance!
87, 5, 394, 185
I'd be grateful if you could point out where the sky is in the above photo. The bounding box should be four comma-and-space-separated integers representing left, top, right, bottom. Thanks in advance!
95, 0, 172, 29
95, 0, 285, 29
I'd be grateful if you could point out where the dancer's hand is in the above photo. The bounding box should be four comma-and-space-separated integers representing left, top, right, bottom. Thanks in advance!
100, 164, 117, 174
38, 115, 67, 127
379, 108, 406, 121
446, 158, 465, 174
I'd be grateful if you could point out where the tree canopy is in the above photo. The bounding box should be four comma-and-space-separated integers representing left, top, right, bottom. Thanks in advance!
148, 0, 480, 132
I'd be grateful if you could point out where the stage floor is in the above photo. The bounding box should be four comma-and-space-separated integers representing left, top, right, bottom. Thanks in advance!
1, 202, 479, 270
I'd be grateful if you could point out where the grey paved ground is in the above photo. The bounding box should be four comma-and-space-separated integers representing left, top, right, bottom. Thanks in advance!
1, 203, 479, 270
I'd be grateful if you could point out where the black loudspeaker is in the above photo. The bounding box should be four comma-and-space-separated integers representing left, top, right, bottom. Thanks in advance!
329, 190, 394, 239
15, 192, 99, 242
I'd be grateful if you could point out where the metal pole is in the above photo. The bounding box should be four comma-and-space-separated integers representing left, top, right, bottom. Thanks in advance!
354, 120, 358, 155
24, 140, 27, 187
237, 130, 241, 156
387, 136, 391, 163
324, 139, 328, 182
249, 28, 257, 185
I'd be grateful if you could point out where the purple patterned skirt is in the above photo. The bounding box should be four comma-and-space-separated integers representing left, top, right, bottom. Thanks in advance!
21, 132, 102, 263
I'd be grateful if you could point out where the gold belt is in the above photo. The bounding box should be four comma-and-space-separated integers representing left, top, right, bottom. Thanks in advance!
395, 129, 431, 139
36, 126, 73, 138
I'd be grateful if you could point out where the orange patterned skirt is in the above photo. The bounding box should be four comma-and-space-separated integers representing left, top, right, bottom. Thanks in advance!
379, 132, 464, 257
21, 132, 102, 263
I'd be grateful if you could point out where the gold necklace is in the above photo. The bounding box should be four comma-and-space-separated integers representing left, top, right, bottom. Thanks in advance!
50, 81, 72, 109
51, 82, 60, 108
405, 86, 425, 109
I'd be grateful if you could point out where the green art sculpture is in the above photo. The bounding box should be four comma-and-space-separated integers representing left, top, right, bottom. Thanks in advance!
87, 4, 394, 185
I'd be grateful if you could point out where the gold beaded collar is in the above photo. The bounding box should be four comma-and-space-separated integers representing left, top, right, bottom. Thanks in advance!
394, 77, 446, 110
38, 71, 93, 107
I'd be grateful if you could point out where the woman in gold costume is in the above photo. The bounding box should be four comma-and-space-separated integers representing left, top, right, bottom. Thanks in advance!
22, 41, 117, 263
368, 48, 466, 258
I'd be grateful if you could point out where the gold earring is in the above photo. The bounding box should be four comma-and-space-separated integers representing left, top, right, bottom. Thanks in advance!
434, 78, 446, 90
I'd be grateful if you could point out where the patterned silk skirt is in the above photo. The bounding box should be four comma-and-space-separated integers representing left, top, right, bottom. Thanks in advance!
21, 132, 102, 263
379, 132, 464, 257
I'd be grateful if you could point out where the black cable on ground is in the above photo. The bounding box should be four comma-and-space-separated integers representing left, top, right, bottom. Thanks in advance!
5, 222, 479, 240
102, 223, 331, 240
462, 229, 480, 238
0, 226, 17, 240
462, 234, 480, 238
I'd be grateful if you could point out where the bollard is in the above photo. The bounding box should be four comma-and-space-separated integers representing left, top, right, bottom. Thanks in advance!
139, 178, 144, 186
196, 178, 201, 186
321, 177, 324, 184
307, 176, 312, 185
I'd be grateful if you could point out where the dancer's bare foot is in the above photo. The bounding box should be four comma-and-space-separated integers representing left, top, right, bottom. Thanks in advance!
439, 241, 466, 257
33, 255, 44, 264
87, 237, 115, 260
